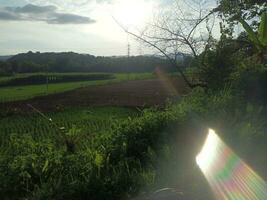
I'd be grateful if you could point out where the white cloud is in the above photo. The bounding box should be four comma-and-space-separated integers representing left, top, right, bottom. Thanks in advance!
0, 4, 96, 24
0, 0, 163, 55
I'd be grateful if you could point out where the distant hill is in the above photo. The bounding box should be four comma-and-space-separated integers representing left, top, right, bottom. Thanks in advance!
0, 55, 13, 61
5, 51, 175, 73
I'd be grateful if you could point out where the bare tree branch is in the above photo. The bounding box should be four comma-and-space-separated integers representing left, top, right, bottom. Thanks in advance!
113, 0, 217, 88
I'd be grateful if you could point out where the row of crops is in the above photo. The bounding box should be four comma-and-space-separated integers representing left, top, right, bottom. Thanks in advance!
0, 102, 178, 199
0, 73, 115, 87
0, 72, 155, 103
0, 107, 139, 146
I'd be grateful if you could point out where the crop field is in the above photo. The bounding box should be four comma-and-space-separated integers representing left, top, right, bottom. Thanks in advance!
0, 72, 154, 102
0, 71, 197, 199
0, 89, 214, 200
0, 76, 189, 115
0, 107, 139, 145
0, 74, 115, 87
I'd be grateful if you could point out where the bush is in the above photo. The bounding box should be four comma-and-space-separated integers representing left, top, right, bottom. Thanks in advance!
230, 60, 267, 103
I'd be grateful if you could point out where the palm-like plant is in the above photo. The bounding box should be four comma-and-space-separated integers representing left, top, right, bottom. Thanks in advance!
239, 12, 267, 60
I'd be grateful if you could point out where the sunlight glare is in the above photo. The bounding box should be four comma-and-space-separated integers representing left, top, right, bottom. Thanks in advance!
196, 129, 267, 199
112, 0, 152, 27
196, 129, 219, 172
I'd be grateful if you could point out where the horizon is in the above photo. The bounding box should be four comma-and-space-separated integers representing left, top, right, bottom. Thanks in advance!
0, 0, 160, 56
0, 0, 218, 56
0, 50, 164, 57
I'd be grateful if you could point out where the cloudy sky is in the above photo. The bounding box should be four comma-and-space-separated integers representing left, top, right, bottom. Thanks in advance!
0, 0, 217, 56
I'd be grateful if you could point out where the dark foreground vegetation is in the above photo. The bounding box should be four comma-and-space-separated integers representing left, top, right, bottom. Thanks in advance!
0, 0, 267, 200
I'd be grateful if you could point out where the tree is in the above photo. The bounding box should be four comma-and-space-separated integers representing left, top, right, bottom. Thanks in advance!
0, 61, 12, 75
216, 0, 267, 37
118, 0, 218, 88
8, 52, 173, 73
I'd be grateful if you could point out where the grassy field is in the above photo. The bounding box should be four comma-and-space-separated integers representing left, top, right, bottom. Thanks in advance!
0, 72, 154, 102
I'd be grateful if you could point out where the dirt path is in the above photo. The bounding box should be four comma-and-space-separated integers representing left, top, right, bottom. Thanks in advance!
0, 78, 189, 113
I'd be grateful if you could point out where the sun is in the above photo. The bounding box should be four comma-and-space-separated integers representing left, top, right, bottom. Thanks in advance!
112, 0, 153, 27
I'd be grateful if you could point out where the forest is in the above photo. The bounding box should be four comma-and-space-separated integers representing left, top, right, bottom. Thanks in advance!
0, 52, 176, 74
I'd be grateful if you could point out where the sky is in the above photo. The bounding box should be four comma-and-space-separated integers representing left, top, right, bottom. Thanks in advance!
0, 0, 218, 56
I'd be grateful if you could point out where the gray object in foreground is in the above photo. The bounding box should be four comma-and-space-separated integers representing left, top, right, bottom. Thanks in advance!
132, 188, 184, 200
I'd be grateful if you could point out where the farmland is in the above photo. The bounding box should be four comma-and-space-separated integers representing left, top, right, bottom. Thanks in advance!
0, 72, 154, 102
2, 67, 266, 200
0, 106, 139, 145
0, 71, 209, 200
0, 83, 214, 200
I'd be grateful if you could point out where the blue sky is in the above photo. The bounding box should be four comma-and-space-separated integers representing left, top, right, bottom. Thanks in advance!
0, 0, 218, 56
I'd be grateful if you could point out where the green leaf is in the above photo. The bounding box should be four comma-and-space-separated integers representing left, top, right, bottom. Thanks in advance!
258, 12, 267, 46
42, 160, 49, 173
95, 152, 103, 168
239, 18, 262, 50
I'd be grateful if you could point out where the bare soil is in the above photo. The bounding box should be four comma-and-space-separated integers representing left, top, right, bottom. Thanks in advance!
0, 78, 189, 113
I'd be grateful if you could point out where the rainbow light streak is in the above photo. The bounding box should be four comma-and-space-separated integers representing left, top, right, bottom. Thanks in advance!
155, 68, 178, 96
196, 129, 267, 200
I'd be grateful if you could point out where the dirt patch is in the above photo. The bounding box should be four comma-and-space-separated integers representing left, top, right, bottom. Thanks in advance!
0, 78, 189, 113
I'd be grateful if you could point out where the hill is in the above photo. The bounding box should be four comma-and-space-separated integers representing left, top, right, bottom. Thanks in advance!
4, 51, 175, 73
0, 55, 12, 61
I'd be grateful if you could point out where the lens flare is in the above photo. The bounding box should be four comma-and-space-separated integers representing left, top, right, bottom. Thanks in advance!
196, 129, 267, 200
155, 68, 179, 96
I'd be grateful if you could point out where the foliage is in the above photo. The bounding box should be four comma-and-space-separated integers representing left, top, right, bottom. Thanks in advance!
230, 61, 267, 103
217, 0, 267, 37
5, 52, 174, 74
259, 12, 267, 45
0, 61, 12, 76
199, 43, 233, 90
199, 11, 267, 91
218, 0, 266, 20
239, 12, 267, 55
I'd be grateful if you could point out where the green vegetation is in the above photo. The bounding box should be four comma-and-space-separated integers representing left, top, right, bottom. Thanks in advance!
2, 87, 267, 199
0, 74, 115, 87
0, 53, 174, 75
0, 73, 154, 102
238, 12, 267, 56
0, 106, 139, 144
0, 1, 267, 200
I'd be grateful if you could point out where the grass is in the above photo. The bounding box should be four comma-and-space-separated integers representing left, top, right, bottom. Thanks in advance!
0, 72, 154, 102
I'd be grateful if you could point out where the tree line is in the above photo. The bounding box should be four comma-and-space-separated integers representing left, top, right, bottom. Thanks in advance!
0, 51, 179, 75
123, 0, 266, 90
